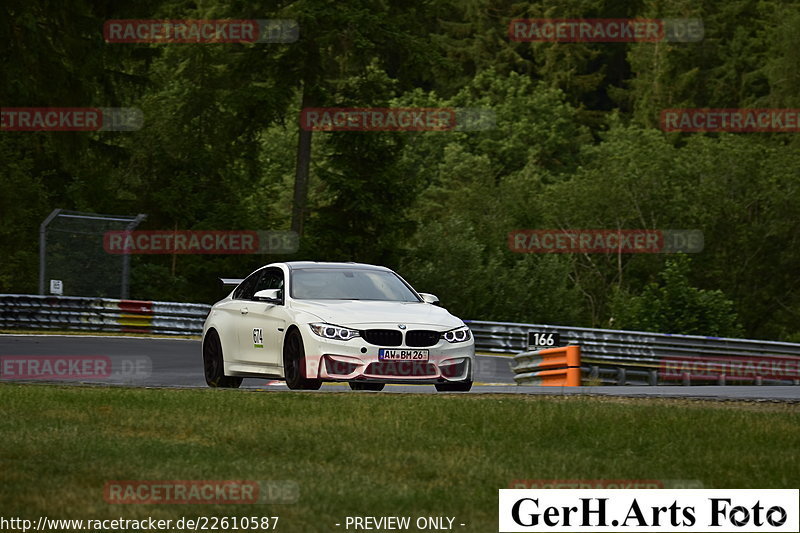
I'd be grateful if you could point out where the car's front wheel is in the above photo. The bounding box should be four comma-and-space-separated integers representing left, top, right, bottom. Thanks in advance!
349, 382, 385, 391
203, 330, 243, 388
435, 380, 472, 392
283, 329, 322, 390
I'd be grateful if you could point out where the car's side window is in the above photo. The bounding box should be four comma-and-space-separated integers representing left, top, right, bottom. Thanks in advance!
233, 270, 263, 300
253, 267, 285, 301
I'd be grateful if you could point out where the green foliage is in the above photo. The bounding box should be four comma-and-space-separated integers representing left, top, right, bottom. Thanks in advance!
611, 255, 743, 337
0, 137, 45, 293
2, 0, 800, 340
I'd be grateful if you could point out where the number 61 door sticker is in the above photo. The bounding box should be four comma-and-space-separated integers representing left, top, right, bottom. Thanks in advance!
253, 328, 264, 348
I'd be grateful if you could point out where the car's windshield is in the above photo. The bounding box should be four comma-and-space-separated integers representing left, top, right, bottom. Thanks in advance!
290, 268, 420, 301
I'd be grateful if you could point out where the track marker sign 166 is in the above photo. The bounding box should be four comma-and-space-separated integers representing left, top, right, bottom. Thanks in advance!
528, 332, 560, 349
499, 489, 799, 532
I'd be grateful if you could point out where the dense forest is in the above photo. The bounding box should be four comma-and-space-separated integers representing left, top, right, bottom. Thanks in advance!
2, 0, 800, 341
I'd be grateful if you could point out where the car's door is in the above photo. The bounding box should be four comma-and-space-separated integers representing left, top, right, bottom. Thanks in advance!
217, 269, 262, 363
238, 266, 289, 369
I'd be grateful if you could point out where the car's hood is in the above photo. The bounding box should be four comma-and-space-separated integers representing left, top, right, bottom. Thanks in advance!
288, 299, 463, 329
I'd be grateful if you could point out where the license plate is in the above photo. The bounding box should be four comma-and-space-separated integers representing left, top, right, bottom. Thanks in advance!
379, 349, 429, 361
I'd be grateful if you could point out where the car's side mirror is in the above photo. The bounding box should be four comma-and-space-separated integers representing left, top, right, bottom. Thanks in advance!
419, 293, 440, 306
254, 289, 282, 304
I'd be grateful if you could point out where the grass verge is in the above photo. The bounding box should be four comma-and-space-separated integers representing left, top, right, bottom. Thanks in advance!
0, 383, 797, 532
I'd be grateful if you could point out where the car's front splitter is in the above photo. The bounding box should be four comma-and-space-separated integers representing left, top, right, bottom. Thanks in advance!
315, 353, 472, 383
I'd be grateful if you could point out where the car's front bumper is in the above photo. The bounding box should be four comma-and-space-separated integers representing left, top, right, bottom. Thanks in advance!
300, 328, 474, 384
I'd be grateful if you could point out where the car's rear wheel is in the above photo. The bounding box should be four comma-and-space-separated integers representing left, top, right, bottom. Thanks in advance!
203, 330, 243, 388
435, 380, 472, 392
349, 382, 385, 391
283, 329, 322, 390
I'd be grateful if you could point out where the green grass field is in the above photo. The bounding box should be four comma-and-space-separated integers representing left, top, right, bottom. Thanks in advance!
0, 383, 797, 532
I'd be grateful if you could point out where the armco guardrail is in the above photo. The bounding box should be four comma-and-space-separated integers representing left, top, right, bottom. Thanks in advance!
0, 294, 210, 335
466, 320, 800, 385
512, 346, 581, 386
1, 295, 798, 386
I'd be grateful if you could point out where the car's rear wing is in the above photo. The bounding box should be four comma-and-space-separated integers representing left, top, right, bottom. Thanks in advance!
219, 278, 243, 287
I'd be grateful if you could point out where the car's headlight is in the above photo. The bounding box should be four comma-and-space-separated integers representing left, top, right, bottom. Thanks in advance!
443, 325, 471, 343
309, 323, 361, 341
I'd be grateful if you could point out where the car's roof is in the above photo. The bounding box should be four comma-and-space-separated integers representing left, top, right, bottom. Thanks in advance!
283, 261, 392, 272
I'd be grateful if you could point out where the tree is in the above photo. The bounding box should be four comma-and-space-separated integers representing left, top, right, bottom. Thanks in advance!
611, 255, 743, 337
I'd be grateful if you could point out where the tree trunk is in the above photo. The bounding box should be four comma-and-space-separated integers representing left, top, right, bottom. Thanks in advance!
291, 91, 312, 237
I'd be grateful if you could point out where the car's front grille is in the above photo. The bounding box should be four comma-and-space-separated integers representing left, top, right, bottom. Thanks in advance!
365, 361, 437, 377
405, 330, 440, 347
362, 329, 402, 346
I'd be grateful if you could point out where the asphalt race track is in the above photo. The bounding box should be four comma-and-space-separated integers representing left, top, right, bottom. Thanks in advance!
1, 334, 799, 401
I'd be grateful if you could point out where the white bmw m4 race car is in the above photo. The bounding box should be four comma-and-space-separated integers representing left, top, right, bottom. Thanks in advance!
202, 262, 474, 392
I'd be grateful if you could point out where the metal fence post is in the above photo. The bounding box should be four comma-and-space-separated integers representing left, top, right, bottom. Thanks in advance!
39, 209, 63, 295
121, 214, 147, 299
